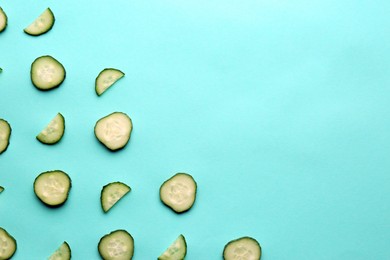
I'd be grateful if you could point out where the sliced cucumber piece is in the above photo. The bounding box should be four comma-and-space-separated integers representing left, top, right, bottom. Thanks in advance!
31, 55, 66, 91
0, 227, 17, 260
0, 7, 7, 33
94, 112, 133, 151
0, 119, 11, 155
0, 186, 3, 193
223, 237, 261, 260
24, 8, 55, 36
101, 182, 131, 213
48, 241, 71, 260
159, 173, 197, 214
158, 234, 187, 260
37, 113, 65, 144
95, 68, 125, 96
34, 170, 71, 207
98, 230, 134, 260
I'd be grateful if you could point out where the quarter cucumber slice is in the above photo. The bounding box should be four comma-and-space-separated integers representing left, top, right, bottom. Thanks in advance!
98, 230, 134, 260
0, 227, 17, 260
95, 68, 125, 96
0, 7, 7, 33
37, 113, 65, 144
48, 241, 71, 260
31, 55, 66, 91
34, 170, 71, 207
94, 112, 133, 151
0, 119, 11, 155
101, 182, 131, 213
158, 234, 187, 260
24, 8, 55, 36
159, 173, 197, 214
223, 237, 261, 260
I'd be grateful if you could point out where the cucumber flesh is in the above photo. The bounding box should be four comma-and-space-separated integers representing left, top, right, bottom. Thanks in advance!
98, 230, 134, 260
158, 235, 187, 260
159, 173, 197, 213
34, 170, 71, 207
48, 241, 71, 260
94, 112, 132, 151
101, 182, 131, 213
223, 237, 261, 260
24, 8, 55, 36
95, 68, 125, 96
0, 119, 11, 155
37, 113, 65, 144
31, 55, 66, 91
0, 227, 17, 260
0, 7, 7, 33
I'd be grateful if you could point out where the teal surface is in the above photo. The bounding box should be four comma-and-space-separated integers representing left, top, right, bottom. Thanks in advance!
1, 0, 390, 259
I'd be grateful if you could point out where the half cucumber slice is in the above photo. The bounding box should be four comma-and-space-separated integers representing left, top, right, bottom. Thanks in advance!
36, 113, 65, 144
0, 227, 17, 260
101, 182, 131, 213
158, 234, 187, 260
0, 119, 11, 155
24, 8, 55, 36
34, 170, 71, 207
48, 241, 71, 260
159, 173, 197, 214
0, 7, 7, 33
94, 112, 132, 151
31, 55, 66, 91
98, 230, 134, 260
95, 68, 125, 96
223, 237, 261, 260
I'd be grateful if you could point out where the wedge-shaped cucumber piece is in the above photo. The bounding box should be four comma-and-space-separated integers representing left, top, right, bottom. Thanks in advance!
223, 237, 261, 260
24, 8, 55, 36
95, 68, 125, 96
98, 230, 134, 260
37, 113, 65, 144
0, 119, 11, 155
34, 170, 71, 207
101, 182, 131, 213
31, 55, 66, 91
160, 173, 197, 214
158, 234, 187, 260
48, 241, 71, 260
0, 186, 4, 193
0, 7, 7, 33
0, 227, 17, 259
94, 112, 132, 151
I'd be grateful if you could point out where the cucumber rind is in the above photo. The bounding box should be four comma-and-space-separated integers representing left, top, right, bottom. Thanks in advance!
0, 7, 7, 33
0, 119, 11, 155
48, 241, 71, 260
101, 182, 131, 213
0, 186, 4, 193
24, 7, 55, 36
31, 55, 66, 91
36, 113, 65, 145
33, 170, 72, 207
98, 229, 134, 260
95, 68, 125, 96
0, 227, 17, 260
158, 234, 187, 260
159, 173, 197, 214
223, 236, 261, 260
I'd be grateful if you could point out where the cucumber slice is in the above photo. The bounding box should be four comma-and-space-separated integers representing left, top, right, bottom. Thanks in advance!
223, 237, 261, 260
98, 230, 134, 260
94, 112, 133, 151
34, 170, 71, 207
48, 241, 71, 260
37, 113, 65, 144
0, 7, 7, 33
0, 119, 11, 155
0, 227, 17, 260
0, 186, 3, 193
101, 182, 131, 213
31, 55, 66, 91
24, 8, 55, 36
159, 173, 197, 213
158, 234, 187, 260
95, 68, 125, 96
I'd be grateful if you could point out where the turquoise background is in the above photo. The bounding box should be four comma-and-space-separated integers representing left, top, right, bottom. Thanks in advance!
1, 0, 390, 259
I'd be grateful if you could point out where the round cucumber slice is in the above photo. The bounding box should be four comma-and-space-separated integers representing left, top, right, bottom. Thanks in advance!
95, 68, 125, 96
101, 182, 131, 213
48, 241, 71, 260
0, 227, 17, 260
24, 7, 55, 36
158, 234, 187, 260
36, 113, 65, 144
223, 237, 261, 260
31, 55, 66, 91
0, 7, 7, 33
98, 230, 134, 260
0, 119, 11, 155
